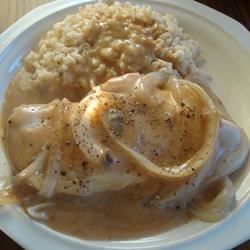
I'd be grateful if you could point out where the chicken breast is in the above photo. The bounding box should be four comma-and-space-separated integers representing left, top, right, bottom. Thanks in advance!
6, 72, 248, 207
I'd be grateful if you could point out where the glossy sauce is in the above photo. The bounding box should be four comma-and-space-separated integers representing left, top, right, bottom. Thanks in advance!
3, 69, 190, 240
2, 68, 85, 133
3, 68, 247, 240
17, 187, 189, 240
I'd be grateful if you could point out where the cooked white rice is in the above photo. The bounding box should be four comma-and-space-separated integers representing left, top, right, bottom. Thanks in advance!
24, 1, 202, 91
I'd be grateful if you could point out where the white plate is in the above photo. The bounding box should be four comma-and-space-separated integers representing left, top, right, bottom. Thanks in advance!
0, 0, 249, 249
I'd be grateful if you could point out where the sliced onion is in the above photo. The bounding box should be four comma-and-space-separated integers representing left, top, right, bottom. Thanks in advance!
39, 148, 61, 198
185, 68, 230, 120
102, 79, 219, 180
207, 127, 249, 185
102, 114, 218, 180
134, 71, 174, 95
155, 141, 218, 208
72, 94, 109, 164
14, 148, 48, 185
70, 72, 247, 214
83, 172, 144, 196
189, 178, 236, 222
157, 124, 248, 207
27, 202, 54, 220
97, 73, 141, 94
74, 74, 219, 180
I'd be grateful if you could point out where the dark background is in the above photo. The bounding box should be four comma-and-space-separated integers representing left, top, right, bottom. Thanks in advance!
1, 0, 250, 249
197, 0, 250, 30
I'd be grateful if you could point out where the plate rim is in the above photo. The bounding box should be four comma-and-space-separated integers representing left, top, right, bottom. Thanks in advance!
0, 0, 249, 249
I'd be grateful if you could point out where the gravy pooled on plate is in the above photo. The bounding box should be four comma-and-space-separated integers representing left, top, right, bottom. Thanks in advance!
1, 0, 248, 241
3, 72, 249, 239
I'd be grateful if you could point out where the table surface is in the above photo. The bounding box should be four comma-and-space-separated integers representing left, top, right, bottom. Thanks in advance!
0, 0, 249, 249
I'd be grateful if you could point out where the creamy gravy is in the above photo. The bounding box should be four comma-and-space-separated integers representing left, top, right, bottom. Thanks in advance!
3, 67, 248, 240
2, 68, 85, 134
17, 186, 189, 240
3, 69, 190, 240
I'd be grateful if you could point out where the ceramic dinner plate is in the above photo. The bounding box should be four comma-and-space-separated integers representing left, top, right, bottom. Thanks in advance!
0, 0, 249, 249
